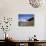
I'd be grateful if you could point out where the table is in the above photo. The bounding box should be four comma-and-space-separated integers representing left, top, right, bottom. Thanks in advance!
5, 39, 46, 46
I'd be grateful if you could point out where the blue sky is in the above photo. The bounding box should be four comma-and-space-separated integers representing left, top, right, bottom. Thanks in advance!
19, 14, 33, 22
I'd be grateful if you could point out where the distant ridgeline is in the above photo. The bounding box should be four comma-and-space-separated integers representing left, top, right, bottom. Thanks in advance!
27, 17, 34, 21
